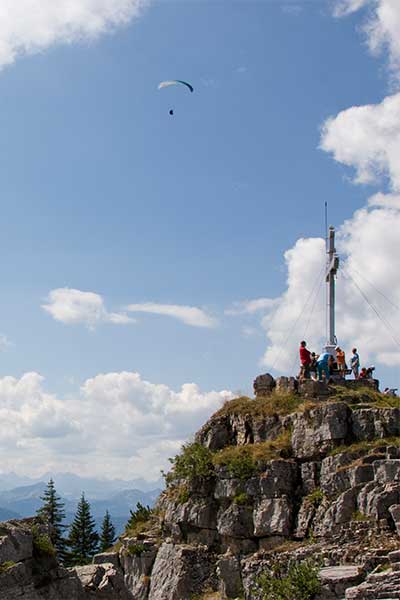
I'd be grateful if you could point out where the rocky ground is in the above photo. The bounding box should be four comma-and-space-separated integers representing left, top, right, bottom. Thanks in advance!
0, 376, 399, 599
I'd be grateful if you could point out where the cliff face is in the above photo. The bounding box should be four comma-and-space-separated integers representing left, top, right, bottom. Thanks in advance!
0, 379, 399, 600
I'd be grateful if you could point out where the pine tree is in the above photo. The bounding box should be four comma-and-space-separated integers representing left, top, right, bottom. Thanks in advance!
99, 510, 116, 552
67, 493, 99, 566
36, 478, 67, 561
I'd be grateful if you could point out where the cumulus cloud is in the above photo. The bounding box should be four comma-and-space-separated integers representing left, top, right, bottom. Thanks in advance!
0, 371, 233, 480
126, 303, 217, 328
42, 288, 134, 329
257, 1, 400, 374
334, 0, 400, 79
321, 93, 400, 189
0, 0, 147, 70
258, 198, 400, 372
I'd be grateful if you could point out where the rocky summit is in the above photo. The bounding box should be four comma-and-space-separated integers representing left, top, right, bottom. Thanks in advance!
0, 376, 399, 599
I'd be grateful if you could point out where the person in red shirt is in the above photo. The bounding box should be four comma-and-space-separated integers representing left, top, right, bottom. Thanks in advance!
299, 340, 311, 379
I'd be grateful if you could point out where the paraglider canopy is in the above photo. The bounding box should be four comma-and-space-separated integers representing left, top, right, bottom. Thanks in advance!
158, 80, 194, 93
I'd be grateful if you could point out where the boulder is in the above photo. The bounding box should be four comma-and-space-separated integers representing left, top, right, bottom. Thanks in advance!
75, 563, 130, 599
253, 373, 276, 396
318, 565, 364, 600
148, 543, 212, 600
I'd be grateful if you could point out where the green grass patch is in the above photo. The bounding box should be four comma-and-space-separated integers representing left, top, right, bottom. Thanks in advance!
213, 431, 292, 479
329, 436, 400, 457
215, 392, 315, 419
351, 511, 372, 522
0, 561, 16, 574
332, 386, 400, 408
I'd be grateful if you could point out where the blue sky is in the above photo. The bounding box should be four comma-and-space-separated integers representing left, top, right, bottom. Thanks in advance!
0, 0, 398, 480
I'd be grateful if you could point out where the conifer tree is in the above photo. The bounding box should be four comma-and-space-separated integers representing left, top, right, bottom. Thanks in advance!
99, 510, 116, 552
36, 478, 67, 561
67, 493, 99, 565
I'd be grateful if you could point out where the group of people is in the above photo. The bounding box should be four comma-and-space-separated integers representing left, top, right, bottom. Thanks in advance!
298, 341, 367, 382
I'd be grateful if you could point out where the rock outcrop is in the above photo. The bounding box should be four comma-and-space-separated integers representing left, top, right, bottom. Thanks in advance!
0, 376, 399, 599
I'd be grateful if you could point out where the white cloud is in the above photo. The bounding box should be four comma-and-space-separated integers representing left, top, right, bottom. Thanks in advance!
267, 0, 400, 377
281, 4, 303, 17
225, 298, 279, 316
258, 198, 400, 373
42, 288, 134, 329
0, 371, 233, 480
334, 1, 400, 79
334, 0, 369, 17
321, 93, 400, 189
126, 302, 217, 328
0, 334, 12, 351
0, 0, 147, 70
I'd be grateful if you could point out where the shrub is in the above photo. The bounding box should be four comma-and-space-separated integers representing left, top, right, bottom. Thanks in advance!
233, 492, 250, 505
31, 524, 56, 557
165, 443, 214, 485
0, 561, 16, 574
127, 543, 146, 556
214, 445, 256, 479
257, 558, 321, 600
125, 503, 153, 535
306, 488, 325, 508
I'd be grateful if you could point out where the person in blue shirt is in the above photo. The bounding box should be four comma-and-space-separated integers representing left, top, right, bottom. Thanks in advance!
317, 352, 332, 382
350, 348, 360, 379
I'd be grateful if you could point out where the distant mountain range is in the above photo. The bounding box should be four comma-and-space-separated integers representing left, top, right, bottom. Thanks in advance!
0, 473, 163, 535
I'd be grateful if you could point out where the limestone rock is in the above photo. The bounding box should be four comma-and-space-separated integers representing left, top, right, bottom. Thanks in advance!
259, 460, 298, 498
253, 496, 292, 537
318, 565, 364, 600
75, 563, 129, 600
389, 504, 400, 535
217, 553, 242, 599
292, 402, 350, 459
275, 376, 297, 395
0, 522, 33, 564
217, 504, 254, 539
253, 373, 276, 396
148, 543, 212, 600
